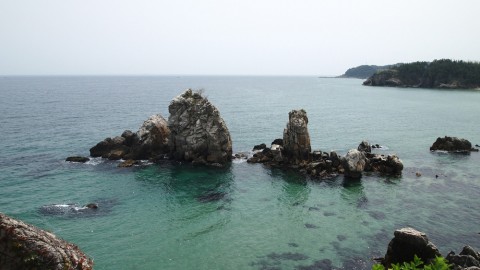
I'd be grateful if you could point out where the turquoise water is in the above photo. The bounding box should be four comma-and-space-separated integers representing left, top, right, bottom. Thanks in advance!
1, 76, 479, 269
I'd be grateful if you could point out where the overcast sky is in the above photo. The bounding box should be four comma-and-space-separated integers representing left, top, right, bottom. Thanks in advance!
1, 0, 479, 76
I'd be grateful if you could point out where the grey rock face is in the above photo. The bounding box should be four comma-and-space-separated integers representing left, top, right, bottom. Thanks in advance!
168, 89, 232, 165
128, 114, 170, 160
342, 149, 367, 178
0, 212, 93, 270
89, 114, 170, 160
283, 109, 311, 163
383, 227, 441, 267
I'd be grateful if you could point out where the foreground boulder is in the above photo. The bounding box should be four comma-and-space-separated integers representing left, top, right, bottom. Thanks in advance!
0, 212, 93, 270
168, 89, 232, 165
89, 114, 170, 160
383, 227, 441, 267
380, 227, 480, 270
283, 109, 311, 164
430, 136, 478, 153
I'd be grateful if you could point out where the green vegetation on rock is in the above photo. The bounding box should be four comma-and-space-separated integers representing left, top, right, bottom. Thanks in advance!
363, 59, 480, 89
373, 255, 451, 270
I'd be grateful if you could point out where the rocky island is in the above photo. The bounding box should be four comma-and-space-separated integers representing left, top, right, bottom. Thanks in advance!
86, 89, 232, 167
248, 109, 404, 179
363, 59, 480, 89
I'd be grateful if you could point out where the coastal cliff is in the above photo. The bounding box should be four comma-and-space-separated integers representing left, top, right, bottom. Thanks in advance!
363, 59, 480, 89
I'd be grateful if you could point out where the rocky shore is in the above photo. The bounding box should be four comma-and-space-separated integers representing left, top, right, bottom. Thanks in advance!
378, 227, 480, 270
0, 212, 93, 270
247, 109, 404, 179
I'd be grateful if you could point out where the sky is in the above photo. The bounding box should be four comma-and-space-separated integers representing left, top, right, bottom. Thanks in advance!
1, 0, 479, 76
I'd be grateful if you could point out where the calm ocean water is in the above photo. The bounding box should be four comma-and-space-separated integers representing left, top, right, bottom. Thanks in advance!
1, 76, 479, 269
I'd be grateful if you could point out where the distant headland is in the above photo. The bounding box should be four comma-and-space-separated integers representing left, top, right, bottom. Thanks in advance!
338, 59, 480, 89
362, 59, 480, 89
337, 64, 394, 79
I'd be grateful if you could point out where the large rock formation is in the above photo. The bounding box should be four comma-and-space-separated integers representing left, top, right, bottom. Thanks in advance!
430, 136, 478, 153
247, 112, 404, 179
0, 212, 93, 270
383, 227, 441, 267
89, 114, 170, 160
283, 109, 311, 163
168, 89, 232, 165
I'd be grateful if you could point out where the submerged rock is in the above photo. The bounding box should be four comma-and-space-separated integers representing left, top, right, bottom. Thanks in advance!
0, 212, 93, 270
283, 109, 311, 163
168, 89, 232, 165
430, 136, 478, 153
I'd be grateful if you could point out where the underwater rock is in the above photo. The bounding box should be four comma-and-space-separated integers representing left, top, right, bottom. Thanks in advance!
196, 191, 227, 203
266, 252, 309, 261
296, 259, 334, 270
39, 199, 115, 218
430, 136, 478, 153
0, 212, 93, 270
168, 89, 232, 165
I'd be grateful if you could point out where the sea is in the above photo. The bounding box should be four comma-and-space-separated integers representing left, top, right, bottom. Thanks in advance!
1, 76, 479, 270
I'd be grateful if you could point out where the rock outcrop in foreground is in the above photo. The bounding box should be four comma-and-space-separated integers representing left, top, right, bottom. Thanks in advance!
430, 136, 478, 153
248, 110, 403, 179
90, 114, 170, 161
380, 227, 480, 270
168, 89, 232, 165
383, 227, 441, 267
0, 212, 93, 270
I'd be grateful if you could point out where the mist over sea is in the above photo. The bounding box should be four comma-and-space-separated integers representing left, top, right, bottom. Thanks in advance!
1, 76, 479, 269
